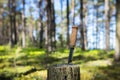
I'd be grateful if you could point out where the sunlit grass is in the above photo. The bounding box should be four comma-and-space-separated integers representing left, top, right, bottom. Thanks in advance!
80, 70, 94, 80
0, 46, 5, 51
14, 70, 47, 80
51, 52, 68, 58
16, 66, 35, 73
0, 55, 13, 59
29, 51, 45, 57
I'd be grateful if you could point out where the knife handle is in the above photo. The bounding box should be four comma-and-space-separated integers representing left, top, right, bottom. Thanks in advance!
70, 26, 78, 48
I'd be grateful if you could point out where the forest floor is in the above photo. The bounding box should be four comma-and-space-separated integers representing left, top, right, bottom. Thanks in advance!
0, 45, 120, 80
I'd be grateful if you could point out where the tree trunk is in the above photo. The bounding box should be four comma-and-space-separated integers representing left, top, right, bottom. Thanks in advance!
29, 9, 34, 45
66, 0, 70, 48
80, 0, 85, 50
39, 0, 44, 48
114, 0, 120, 61
39, 19, 44, 48
2, 13, 4, 36
46, 0, 56, 53
8, 0, 13, 46
46, 0, 52, 53
84, 2, 88, 50
59, 0, 64, 48
21, 0, 26, 48
45, 23, 49, 53
47, 64, 80, 80
72, 0, 75, 25
51, 0, 56, 51
9, 0, 17, 47
105, 0, 110, 51
30, 23, 33, 43
12, 0, 17, 45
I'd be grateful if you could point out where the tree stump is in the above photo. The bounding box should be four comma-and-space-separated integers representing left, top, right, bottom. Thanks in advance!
47, 64, 80, 80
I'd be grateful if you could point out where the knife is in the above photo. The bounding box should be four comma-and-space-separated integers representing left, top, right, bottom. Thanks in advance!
68, 26, 78, 64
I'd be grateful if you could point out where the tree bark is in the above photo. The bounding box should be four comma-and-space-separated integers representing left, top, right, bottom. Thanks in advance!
84, 2, 88, 50
80, 0, 87, 50
72, 0, 75, 25
66, 0, 70, 48
39, 0, 44, 48
9, 0, 17, 47
51, 0, 56, 51
12, 0, 17, 45
8, 0, 13, 46
46, 0, 52, 53
21, 0, 26, 48
47, 64, 80, 80
105, 0, 110, 51
46, 0, 56, 53
114, 0, 120, 61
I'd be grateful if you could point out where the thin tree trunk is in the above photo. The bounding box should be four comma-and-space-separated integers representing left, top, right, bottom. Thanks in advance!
59, 0, 64, 48
39, 0, 44, 48
21, 0, 26, 48
105, 0, 110, 51
66, 0, 70, 48
114, 0, 120, 61
46, 0, 56, 53
45, 23, 49, 53
44, 0, 48, 52
2, 14, 4, 36
84, 2, 87, 50
51, 0, 56, 51
13, 0, 17, 45
80, 0, 85, 50
30, 24, 33, 43
72, 0, 75, 25
29, 9, 34, 44
46, 0, 52, 53
8, 0, 14, 47
39, 19, 44, 48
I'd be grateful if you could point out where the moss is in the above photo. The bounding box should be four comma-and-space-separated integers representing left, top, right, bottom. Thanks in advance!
0, 46, 119, 80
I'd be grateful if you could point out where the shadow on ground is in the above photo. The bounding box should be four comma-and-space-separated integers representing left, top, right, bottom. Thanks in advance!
94, 63, 120, 80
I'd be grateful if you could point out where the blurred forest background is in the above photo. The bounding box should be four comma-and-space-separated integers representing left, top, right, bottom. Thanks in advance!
0, 0, 120, 80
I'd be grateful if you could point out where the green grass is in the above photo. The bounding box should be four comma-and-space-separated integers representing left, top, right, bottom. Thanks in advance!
0, 45, 119, 80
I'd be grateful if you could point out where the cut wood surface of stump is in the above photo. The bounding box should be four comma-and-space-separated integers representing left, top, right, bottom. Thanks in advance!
47, 64, 80, 80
